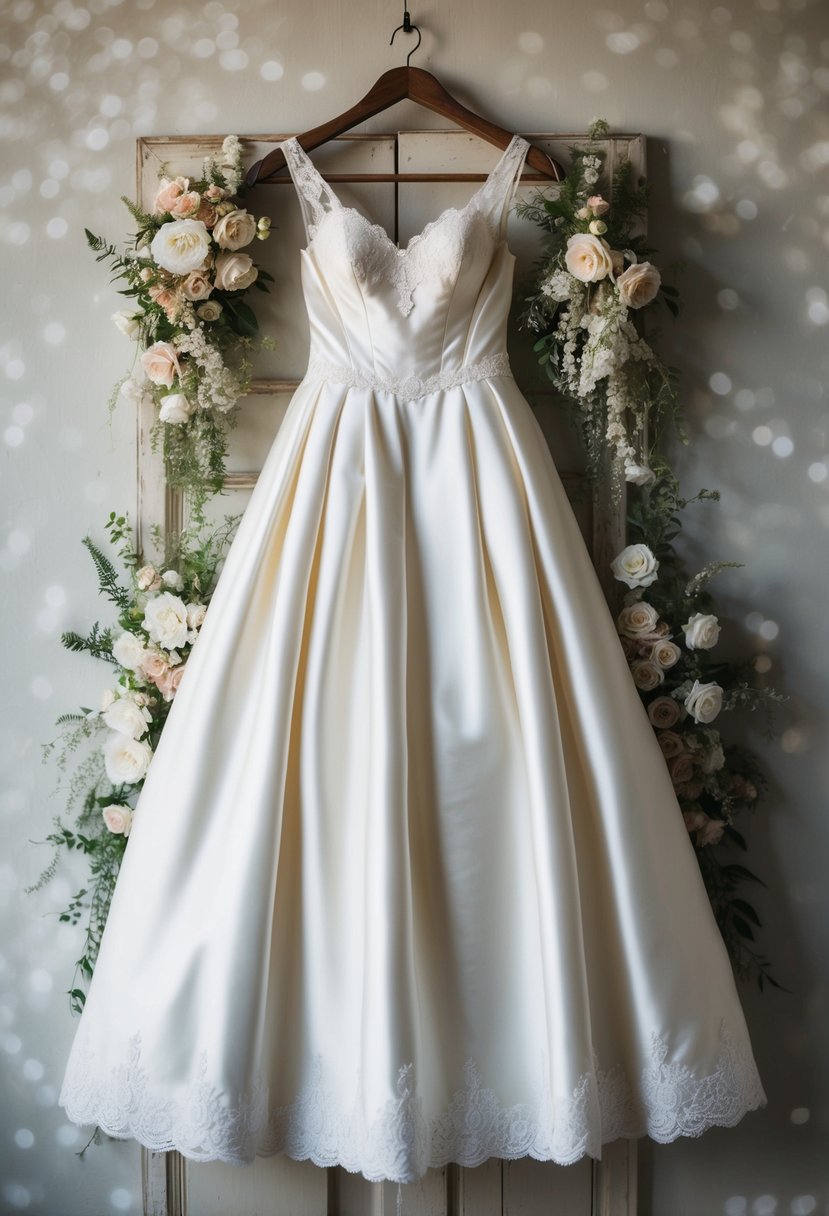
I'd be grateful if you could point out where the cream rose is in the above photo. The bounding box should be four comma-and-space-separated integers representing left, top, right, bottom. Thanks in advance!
153, 175, 190, 215
630, 660, 664, 691
213, 208, 258, 250
196, 300, 223, 322
684, 679, 724, 724
564, 233, 616, 283
150, 218, 211, 275
169, 190, 202, 219
213, 250, 258, 292
651, 639, 682, 669
103, 733, 153, 785
624, 462, 657, 486
162, 569, 184, 590
98, 687, 116, 713
159, 393, 197, 425
181, 269, 214, 301
141, 341, 182, 388
698, 816, 725, 846
102, 804, 134, 836
616, 602, 660, 637
682, 612, 721, 651
648, 695, 681, 728
186, 601, 207, 629
610, 543, 659, 588
669, 752, 695, 786
587, 194, 610, 216
143, 591, 190, 650
102, 697, 150, 740
112, 309, 142, 339
656, 729, 684, 759
156, 663, 187, 701
140, 647, 169, 679
112, 629, 146, 671
616, 260, 661, 309
136, 564, 162, 592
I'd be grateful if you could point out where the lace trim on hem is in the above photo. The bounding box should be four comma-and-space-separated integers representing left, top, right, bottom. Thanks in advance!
59, 1018, 766, 1182
303, 353, 514, 401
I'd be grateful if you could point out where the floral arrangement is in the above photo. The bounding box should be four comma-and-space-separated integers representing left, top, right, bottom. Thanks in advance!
30, 510, 240, 1011
519, 120, 785, 989
87, 134, 275, 523
515, 119, 683, 501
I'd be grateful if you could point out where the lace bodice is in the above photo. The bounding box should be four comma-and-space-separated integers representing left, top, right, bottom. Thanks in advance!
279, 134, 531, 395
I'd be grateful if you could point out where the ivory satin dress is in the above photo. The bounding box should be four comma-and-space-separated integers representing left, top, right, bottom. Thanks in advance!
59, 134, 766, 1181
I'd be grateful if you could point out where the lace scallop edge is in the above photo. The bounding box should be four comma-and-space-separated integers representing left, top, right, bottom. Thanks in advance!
59, 1018, 767, 1182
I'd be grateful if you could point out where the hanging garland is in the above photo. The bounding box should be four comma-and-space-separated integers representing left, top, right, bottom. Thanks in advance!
517, 119, 785, 987
32, 124, 784, 1029
87, 134, 276, 524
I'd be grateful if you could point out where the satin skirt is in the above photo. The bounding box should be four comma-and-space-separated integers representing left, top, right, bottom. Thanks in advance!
59, 373, 766, 1180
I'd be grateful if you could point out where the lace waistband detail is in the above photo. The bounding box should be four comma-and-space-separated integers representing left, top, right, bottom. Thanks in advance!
304, 352, 513, 402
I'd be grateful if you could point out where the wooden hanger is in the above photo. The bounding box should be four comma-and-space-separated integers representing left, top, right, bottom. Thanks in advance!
244, 12, 565, 188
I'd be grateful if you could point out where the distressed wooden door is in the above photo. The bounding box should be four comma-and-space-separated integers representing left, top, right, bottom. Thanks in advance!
134, 128, 645, 1216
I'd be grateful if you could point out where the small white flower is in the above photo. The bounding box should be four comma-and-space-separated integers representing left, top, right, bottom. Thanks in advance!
161, 569, 184, 591
682, 612, 721, 651
610, 543, 659, 588
684, 679, 724, 724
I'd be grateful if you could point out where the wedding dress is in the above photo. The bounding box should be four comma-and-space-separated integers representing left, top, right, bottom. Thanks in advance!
59, 133, 766, 1181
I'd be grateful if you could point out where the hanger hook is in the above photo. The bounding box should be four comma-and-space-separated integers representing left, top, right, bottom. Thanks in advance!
389, 5, 422, 67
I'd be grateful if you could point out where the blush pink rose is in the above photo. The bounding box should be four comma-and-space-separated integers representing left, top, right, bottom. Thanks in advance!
141, 341, 181, 387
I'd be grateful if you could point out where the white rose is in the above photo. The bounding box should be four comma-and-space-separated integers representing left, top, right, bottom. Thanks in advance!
212, 208, 258, 250
102, 804, 134, 836
682, 612, 721, 651
564, 233, 616, 283
213, 250, 258, 292
610, 543, 659, 588
143, 591, 190, 650
630, 660, 664, 690
149, 218, 211, 275
161, 569, 184, 591
103, 733, 153, 785
186, 602, 207, 629
102, 697, 150, 739
616, 602, 660, 637
684, 679, 724, 724
112, 309, 142, 339
616, 260, 661, 309
112, 629, 147, 671
624, 463, 657, 486
99, 687, 116, 712
158, 392, 197, 424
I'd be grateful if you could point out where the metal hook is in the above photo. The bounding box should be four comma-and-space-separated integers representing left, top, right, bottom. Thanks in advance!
389, 5, 422, 67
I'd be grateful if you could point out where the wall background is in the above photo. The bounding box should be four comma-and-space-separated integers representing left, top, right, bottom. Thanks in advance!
2, 0, 827, 1213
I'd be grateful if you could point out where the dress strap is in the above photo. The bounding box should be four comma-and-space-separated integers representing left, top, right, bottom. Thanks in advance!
280, 137, 342, 242
477, 135, 531, 238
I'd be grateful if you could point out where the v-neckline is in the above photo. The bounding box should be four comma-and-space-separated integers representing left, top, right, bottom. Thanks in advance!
283, 133, 526, 256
